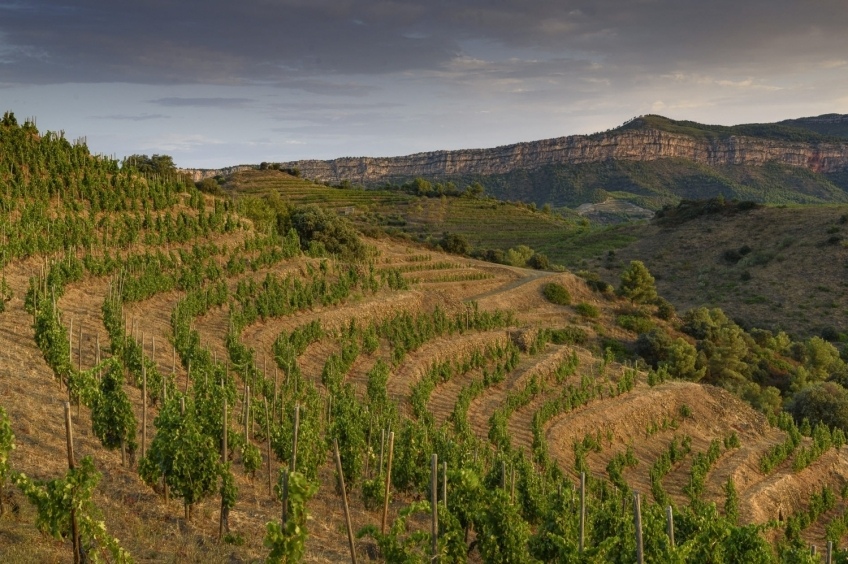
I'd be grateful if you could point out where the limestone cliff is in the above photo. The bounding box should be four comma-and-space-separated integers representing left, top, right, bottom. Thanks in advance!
279, 127, 848, 186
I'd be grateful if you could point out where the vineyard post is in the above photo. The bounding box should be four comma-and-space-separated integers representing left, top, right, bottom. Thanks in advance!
96, 334, 101, 381
364, 416, 372, 479
634, 492, 644, 564
273, 367, 279, 416
142, 362, 147, 460
579, 472, 585, 553
442, 461, 447, 508
381, 431, 395, 534
379, 429, 385, 475
265, 398, 272, 496
77, 326, 83, 416
64, 402, 82, 564
333, 439, 357, 564
220, 396, 229, 539
244, 385, 250, 444
811, 545, 817, 557
431, 453, 438, 563
68, 317, 73, 389
510, 465, 516, 504
291, 404, 300, 472
666, 505, 675, 548
501, 461, 506, 491
827, 541, 833, 564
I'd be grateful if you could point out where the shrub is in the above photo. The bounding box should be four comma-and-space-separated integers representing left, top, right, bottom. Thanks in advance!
290, 205, 366, 261
440, 232, 471, 255
527, 253, 550, 270
549, 327, 588, 345
575, 302, 599, 318
542, 283, 571, 306
617, 314, 654, 334
655, 298, 675, 320
788, 382, 848, 433
617, 261, 658, 304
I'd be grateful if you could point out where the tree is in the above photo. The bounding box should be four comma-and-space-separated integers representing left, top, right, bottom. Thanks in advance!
788, 382, 848, 433
464, 182, 484, 198
617, 260, 658, 304
290, 205, 366, 261
440, 233, 470, 255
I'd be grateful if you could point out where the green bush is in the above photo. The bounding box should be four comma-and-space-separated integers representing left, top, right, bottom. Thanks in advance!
575, 302, 599, 318
542, 283, 571, 306
290, 205, 367, 261
549, 327, 588, 345
617, 314, 654, 334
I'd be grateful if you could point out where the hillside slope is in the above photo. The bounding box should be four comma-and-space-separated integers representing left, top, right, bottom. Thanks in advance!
270, 114, 848, 209
591, 201, 848, 339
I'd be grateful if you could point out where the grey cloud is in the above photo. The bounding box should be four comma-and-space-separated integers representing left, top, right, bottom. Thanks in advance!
0, 0, 844, 88
93, 113, 170, 121
148, 97, 253, 109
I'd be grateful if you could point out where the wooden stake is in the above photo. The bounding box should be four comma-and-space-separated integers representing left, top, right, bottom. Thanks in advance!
379, 429, 386, 475
142, 363, 147, 460
381, 432, 395, 534
333, 439, 358, 564
244, 385, 250, 443
64, 402, 82, 564
510, 465, 516, 504
579, 472, 586, 553
666, 505, 675, 548
219, 397, 229, 539
634, 492, 644, 564
431, 454, 439, 562
442, 461, 447, 508
265, 398, 272, 497
291, 404, 300, 473
827, 540, 833, 564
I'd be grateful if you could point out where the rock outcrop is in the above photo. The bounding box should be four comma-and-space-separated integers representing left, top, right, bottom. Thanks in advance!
276, 127, 848, 186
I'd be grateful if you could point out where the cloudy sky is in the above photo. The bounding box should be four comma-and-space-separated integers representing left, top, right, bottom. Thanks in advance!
1, 1, 847, 168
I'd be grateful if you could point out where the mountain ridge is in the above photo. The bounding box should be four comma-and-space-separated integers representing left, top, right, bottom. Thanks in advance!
183, 114, 848, 209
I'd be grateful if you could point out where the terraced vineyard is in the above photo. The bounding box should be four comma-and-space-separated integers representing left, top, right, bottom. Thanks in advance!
3, 115, 848, 563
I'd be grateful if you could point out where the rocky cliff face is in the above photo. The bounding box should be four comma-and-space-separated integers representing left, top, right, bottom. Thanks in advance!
277, 128, 848, 185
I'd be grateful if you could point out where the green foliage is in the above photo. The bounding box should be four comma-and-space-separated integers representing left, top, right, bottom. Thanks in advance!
0, 406, 15, 516
542, 282, 571, 305
91, 362, 138, 457
475, 489, 534, 563
617, 260, 658, 304
14, 457, 133, 562
139, 395, 220, 515
440, 232, 471, 255
290, 204, 366, 261
358, 500, 433, 562
724, 478, 739, 524
575, 302, 599, 318
265, 471, 318, 563
788, 381, 848, 433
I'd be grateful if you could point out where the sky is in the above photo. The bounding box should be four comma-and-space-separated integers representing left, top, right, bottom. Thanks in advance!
1, 1, 847, 169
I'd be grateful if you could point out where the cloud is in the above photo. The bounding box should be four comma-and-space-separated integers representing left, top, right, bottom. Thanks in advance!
0, 0, 844, 89
142, 133, 224, 153
148, 97, 253, 109
92, 113, 169, 121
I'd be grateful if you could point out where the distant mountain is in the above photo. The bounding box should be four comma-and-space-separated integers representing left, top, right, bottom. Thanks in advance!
274, 114, 848, 209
